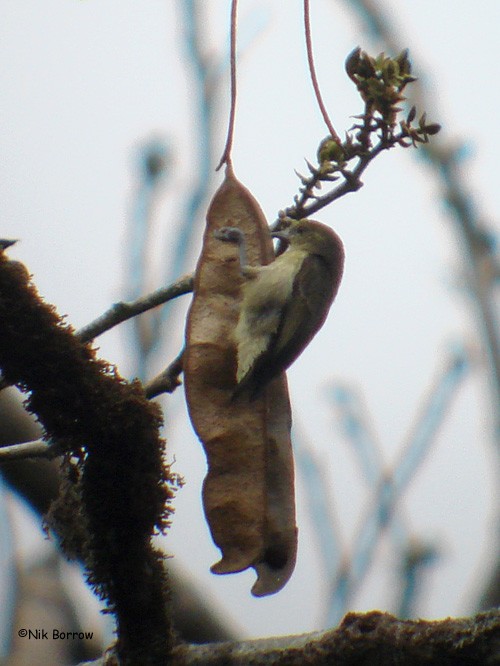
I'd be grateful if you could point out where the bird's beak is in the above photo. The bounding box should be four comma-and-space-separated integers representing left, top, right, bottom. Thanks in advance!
270, 229, 290, 241
271, 228, 291, 255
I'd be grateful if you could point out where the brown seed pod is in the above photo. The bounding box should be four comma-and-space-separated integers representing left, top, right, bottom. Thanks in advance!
184, 166, 297, 596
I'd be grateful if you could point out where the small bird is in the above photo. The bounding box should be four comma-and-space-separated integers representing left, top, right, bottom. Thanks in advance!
215, 218, 344, 399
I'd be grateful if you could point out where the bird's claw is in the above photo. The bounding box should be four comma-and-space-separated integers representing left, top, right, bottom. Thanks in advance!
214, 227, 244, 244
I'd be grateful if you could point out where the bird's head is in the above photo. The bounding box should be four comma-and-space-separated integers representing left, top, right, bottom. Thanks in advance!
271, 218, 343, 262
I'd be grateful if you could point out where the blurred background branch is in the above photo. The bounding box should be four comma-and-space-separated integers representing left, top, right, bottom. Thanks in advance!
342, 0, 500, 611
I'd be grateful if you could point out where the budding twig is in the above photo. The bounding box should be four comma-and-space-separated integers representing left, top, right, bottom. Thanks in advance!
285, 138, 385, 219
286, 48, 439, 220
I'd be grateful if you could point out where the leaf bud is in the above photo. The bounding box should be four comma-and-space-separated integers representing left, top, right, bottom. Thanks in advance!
345, 47, 362, 80
407, 105, 417, 123
317, 137, 345, 164
424, 123, 441, 136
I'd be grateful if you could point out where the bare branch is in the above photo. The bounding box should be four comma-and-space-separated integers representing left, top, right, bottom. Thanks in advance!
0, 274, 193, 395
76, 273, 193, 343
0, 438, 56, 461
144, 349, 185, 399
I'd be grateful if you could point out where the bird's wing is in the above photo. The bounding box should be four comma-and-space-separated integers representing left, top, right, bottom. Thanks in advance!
235, 287, 284, 384
234, 255, 335, 399
272, 254, 335, 367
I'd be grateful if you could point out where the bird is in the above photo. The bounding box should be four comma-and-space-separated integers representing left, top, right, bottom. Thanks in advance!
214, 218, 344, 399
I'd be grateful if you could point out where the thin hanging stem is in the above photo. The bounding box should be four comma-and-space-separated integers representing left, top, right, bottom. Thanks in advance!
216, 0, 238, 170
304, 0, 341, 143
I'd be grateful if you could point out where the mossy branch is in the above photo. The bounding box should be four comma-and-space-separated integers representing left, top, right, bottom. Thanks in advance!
79, 610, 500, 665
0, 249, 182, 664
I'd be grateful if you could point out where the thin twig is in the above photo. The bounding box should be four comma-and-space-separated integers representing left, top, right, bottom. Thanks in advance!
285, 138, 389, 220
144, 349, 185, 399
0, 274, 193, 395
344, 0, 500, 447
0, 272, 192, 403
0, 438, 56, 461
76, 273, 193, 343
216, 0, 238, 170
303, 0, 341, 143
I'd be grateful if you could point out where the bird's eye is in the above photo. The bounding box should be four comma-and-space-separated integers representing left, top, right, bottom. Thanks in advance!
296, 227, 305, 234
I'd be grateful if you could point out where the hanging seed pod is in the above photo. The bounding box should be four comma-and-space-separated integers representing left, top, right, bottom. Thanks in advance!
184, 166, 297, 596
